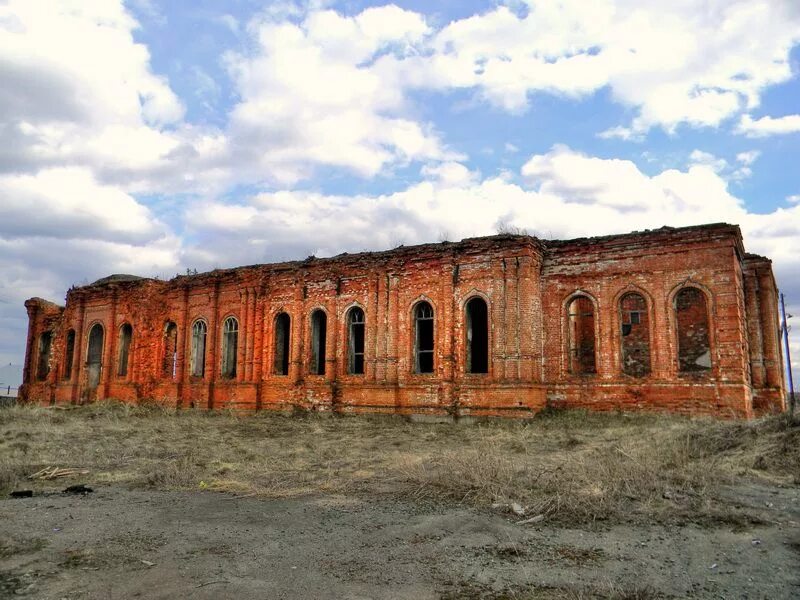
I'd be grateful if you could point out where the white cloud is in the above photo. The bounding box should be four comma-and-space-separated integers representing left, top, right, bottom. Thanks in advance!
185, 145, 760, 266
737, 114, 800, 137
736, 151, 761, 166
0, 167, 164, 243
688, 150, 728, 174
421, 161, 479, 187
0, 0, 231, 194
787, 195, 800, 204
408, 0, 800, 135
222, 5, 454, 184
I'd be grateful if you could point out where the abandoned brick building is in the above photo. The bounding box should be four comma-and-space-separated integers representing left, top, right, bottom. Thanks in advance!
20, 223, 786, 418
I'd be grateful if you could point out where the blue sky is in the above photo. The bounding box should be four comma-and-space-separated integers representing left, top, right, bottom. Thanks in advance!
0, 0, 799, 386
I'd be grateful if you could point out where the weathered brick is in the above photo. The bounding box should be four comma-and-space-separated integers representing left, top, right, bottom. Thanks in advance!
19, 223, 787, 418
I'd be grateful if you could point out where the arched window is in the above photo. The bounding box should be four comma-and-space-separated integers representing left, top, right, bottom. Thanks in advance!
347, 307, 365, 375
465, 297, 488, 374
310, 310, 327, 375
117, 324, 133, 377
64, 329, 75, 380
619, 293, 650, 377
36, 332, 52, 381
86, 324, 104, 390
274, 312, 291, 375
568, 295, 596, 375
190, 320, 207, 378
675, 287, 711, 373
221, 317, 238, 378
163, 321, 178, 379
414, 302, 434, 374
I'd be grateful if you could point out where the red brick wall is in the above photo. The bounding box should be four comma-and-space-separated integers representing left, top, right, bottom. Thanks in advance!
20, 224, 787, 418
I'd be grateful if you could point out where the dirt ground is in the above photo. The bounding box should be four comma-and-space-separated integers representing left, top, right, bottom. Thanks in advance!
1, 405, 799, 599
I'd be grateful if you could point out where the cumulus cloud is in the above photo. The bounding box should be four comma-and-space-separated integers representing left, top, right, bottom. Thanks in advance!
0, 1, 183, 162
221, 5, 455, 184
183, 146, 764, 265
403, 0, 800, 135
737, 114, 800, 137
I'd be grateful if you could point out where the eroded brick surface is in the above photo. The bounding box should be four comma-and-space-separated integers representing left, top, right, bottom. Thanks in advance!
20, 223, 787, 418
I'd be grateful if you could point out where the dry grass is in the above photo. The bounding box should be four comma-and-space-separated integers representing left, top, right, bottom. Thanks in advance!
1, 401, 798, 526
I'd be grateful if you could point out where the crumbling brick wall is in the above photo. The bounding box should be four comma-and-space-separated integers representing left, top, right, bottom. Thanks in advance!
20, 223, 787, 418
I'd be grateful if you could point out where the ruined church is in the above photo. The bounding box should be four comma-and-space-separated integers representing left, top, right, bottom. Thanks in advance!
21, 223, 786, 418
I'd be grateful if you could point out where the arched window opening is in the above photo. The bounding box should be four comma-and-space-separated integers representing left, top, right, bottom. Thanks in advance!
163, 321, 178, 379
310, 310, 327, 375
117, 324, 133, 377
221, 317, 239, 379
676, 287, 711, 373
274, 313, 291, 375
86, 324, 104, 390
347, 307, 365, 375
414, 302, 434, 374
36, 332, 52, 381
620, 293, 650, 377
466, 297, 489, 374
190, 320, 207, 378
568, 296, 596, 375
64, 329, 75, 380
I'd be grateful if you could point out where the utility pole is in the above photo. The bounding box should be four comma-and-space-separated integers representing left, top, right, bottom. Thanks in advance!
780, 293, 795, 414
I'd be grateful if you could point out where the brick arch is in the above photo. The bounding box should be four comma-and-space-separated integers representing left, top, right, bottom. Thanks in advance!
409, 296, 437, 375
270, 310, 292, 376
667, 280, 716, 377
612, 286, 655, 378
188, 318, 209, 379
561, 290, 600, 377
220, 315, 239, 379
116, 322, 133, 379
408, 294, 437, 315
307, 306, 330, 376
457, 288, 491, 311
340, 300, 366, 319
462, 292, 491, 376
83, 320, 105, 362
342, 303, 367, 376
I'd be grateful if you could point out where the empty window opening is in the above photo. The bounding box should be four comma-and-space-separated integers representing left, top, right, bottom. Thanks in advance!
86, 324, 104, 390
414, 302, 435, 374
347, 307, 365, 375
568, 296, 596, 375
221, 317, 238, 379
676, 287, 711, 373
274, 313, 291, 375
310, 310, 327, 375
466, 297, 489, 374
163, 321, 178, 379
190, 320, 207, 378
117, 324, 132, 377
64, 330, 75, 380
619, 293, 651, 377
36, 332, 52, 381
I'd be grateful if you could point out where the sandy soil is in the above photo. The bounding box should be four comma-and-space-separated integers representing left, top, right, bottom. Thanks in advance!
2, 484, 798, 599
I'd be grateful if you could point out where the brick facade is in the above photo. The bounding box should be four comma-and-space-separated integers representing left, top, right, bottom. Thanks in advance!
20, 223, 787, 418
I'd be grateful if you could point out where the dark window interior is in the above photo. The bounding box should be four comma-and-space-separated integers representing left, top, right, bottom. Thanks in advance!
466, 297, 488, 374
415, 302, 434, 374
310, 310, 327, 375
274, 313, 291, 375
